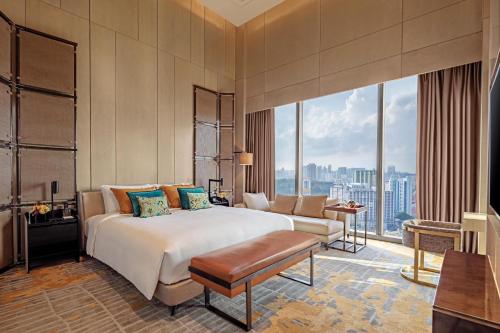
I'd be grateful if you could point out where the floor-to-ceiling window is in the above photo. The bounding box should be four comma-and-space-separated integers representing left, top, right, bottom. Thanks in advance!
275, 103, 297, 195
274, 76, 418, 239
383, 76, 418, 237
302, 85, 379, 233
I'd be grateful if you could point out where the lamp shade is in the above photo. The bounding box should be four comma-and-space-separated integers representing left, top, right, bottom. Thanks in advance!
238, 152, 253, 166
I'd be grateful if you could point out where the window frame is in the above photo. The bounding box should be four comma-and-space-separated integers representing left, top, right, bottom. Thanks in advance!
275, 79, 417, 243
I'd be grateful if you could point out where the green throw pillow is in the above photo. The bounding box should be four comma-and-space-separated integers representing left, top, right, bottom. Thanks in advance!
187, 192, 211, 210
177, 186, 205, 209
127, 189, 165, 217
137, 196, 171, 218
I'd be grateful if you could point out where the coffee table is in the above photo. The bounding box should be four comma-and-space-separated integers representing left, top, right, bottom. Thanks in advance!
324, 204, 367, 253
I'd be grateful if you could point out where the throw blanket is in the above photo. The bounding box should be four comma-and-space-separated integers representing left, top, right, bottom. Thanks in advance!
86, 207, 293, 299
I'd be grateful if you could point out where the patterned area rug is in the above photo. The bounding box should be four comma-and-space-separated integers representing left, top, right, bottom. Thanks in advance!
0, 240, 438, 332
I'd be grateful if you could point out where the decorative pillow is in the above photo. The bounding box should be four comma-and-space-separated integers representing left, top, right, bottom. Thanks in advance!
127, 189, 165, 217
136, 196, 171, 218
177, 187, 205, 209
101, 184, 154, 213
271, 195, 298, 215
293, 195, 328, 218
243, 192, 270, 211
110, 187, 157, 214
187, 192, 211, 210
160, 184, 194, 208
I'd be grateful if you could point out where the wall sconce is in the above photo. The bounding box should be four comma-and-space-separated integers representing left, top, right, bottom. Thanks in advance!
237, 152, 253, 166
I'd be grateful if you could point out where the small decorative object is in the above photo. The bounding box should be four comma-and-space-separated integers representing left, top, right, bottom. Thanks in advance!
29, 202, 51, 224
31, 202, 50, 215
339, 200, 361, 208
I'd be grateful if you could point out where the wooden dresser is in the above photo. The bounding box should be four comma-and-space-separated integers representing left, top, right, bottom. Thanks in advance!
433, 250, 500, 332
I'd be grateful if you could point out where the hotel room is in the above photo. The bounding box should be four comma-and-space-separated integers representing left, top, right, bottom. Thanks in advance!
0, 0, 499, 332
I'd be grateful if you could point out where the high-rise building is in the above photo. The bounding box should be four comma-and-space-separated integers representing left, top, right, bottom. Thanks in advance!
387, 165, 396, 176
304, 163, 317, 181
353, 169, 376, 187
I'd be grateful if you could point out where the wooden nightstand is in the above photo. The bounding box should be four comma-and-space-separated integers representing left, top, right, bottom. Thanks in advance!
24, 212, 79, 272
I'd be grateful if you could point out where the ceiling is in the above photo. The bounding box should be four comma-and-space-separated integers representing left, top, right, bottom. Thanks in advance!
201, 0, 284, 26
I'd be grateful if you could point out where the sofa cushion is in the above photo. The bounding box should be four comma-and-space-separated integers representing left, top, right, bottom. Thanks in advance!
271, 195, 298, 214
283, 214, 344, 236
293, 195, 327, 218
243, 192, 270, 211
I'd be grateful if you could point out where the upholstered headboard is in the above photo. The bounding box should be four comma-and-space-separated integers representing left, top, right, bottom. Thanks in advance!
78, 191, 105, 246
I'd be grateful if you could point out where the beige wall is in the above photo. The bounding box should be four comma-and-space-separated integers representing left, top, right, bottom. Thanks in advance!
0, 0, 236, 190
236, 0, 484, 113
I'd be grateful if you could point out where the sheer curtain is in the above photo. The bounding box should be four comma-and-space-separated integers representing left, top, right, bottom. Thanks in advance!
417, 62, 481, 252
245, 109, 275, 200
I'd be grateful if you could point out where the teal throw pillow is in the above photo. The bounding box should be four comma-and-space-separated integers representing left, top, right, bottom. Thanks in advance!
127, 189, 165, 217
136, 196, 171, 218
177, 187, 205, 209
187, 192, 211, 210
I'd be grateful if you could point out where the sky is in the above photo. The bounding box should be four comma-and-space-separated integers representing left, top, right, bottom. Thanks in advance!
275, 75, 417, 174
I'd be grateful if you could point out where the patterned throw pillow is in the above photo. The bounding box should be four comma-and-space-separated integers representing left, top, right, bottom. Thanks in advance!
177, 187, 205, 209
136, 196, 171, 218
127, 189, 165, 217
187, 192, 211, 210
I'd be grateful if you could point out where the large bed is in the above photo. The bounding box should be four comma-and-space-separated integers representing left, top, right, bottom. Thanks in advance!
79, 191, 294, 306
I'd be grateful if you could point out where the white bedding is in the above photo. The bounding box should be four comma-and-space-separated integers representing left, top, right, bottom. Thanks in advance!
86, 206, 293, 300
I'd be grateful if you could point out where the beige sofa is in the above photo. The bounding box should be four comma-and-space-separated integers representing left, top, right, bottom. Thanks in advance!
235, 198, 350, 249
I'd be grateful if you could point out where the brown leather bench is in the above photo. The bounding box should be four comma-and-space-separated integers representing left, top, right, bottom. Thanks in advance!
189, 230, 320, 331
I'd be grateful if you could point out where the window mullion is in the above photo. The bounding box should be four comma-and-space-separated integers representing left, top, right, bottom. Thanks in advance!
376, 83, 385, 236
296, 102, 303, 195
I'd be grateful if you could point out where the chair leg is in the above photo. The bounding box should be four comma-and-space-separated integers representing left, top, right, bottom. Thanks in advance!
419, 250, 425, 269
414, 232, 420, 281
170, 305, 177, 316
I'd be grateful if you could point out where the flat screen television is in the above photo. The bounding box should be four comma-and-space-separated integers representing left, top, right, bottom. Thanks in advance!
490, 67, 500, 216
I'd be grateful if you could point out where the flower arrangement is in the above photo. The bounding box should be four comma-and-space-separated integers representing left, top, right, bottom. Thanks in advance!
31, 203, 50, 215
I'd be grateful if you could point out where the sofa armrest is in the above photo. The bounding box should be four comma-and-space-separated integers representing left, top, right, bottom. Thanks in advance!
324, 210, 351, 233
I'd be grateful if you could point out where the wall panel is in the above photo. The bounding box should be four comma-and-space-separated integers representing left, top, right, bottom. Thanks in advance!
0, 0, 25, 24
320, 56, 401, 96
402, 33, 482, 76
320, 0, 402, 50
174, 58, 203, 183
90, 0, 138, 39
265, 0, 320, 70
320, 25, 401, 76
158, 0, 190, 60
402, 0, 462, 20
90, 23, 115, 188
245, 15, 265, 78
61, 0, 89, 19
402, 0, 482, 52
158, 49, 175, 184
205, 8, 225, 74
139, 0, 157, 47
266, 54, 319, 92
191, 0, 205, 67
115, 34, 157, 184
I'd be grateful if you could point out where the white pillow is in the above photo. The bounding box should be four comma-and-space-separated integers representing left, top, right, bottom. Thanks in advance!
243, 192, 270, 211
101, 184, 154, 213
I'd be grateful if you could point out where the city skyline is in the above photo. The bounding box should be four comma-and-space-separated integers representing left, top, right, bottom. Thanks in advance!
276, 164, 416, 237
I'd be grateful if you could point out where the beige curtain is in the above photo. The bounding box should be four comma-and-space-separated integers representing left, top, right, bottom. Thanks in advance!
417, 62, 481, 227
245, 109, 275, 200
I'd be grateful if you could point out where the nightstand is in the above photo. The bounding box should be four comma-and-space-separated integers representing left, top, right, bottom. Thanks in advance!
24, 212, 79, 272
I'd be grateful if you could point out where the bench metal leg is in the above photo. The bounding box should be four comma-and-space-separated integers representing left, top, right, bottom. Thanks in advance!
204, 283, 253, 331
277, 250, 314, 286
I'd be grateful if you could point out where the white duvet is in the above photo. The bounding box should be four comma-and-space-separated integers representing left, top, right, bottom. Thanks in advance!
86, 206, 293, 300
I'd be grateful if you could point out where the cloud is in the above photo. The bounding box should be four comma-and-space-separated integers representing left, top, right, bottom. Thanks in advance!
275, 80, 417, 173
